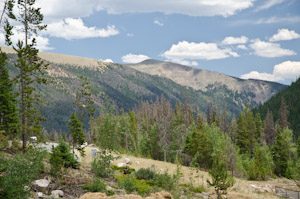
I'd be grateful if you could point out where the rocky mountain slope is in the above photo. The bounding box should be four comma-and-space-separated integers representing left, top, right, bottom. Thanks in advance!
127, 59, 286, 105
2, 47, 287, 132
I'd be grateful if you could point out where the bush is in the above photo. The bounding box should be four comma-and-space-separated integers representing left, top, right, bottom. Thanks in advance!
116, 174, 152, 195
111, 165, 135, 174
135, 168, 155, 180
117, 174, 136, 193
91, 150, 117, 178
50, 140, 79, 176
82, 178, 106, 192
0, 149, 46, 199
150, 171, 178, 191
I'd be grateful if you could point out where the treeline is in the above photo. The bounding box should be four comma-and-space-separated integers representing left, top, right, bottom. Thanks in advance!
254, 77, 300, 138
92, 95, 300, 180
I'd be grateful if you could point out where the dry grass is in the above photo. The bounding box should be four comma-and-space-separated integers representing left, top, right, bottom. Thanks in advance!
78, 146, 300, 199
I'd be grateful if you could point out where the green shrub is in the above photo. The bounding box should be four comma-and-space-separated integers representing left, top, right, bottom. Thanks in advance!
191, 186, 205, 193
82, 178, 106, 192
0, 149, 46, 199
150, 171, 177, 191
111, 165, 135, 174
135, 179, 152, 195
91, 150, 117, 178
116, 174, 152, 195
135, 168, 155, 180
117, 174, 136, 193
50, 140, 79, 176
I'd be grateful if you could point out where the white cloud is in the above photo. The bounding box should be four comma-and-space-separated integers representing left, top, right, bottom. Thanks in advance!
232, 16, 300, 25
161, 41, 239, 64
237, 45, 248, 50
222, 36, 248, 45
45, 18, 119, 40
269, 29, 300, 42
154, 19, 164, 27
122, 53, 150, 63
36, 0, 255, 19
249, 40, 296, 58
241, 61, 300, 82
36, 0, 102, 22
254, 0, 285, 12
0, 28, 54, 51
100, 59, 113, 63
127, 33, 134, 37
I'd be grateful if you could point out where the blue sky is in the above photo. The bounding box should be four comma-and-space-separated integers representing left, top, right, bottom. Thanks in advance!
1, 0, 300, 85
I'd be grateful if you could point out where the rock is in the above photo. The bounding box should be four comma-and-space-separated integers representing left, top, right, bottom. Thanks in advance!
117, 162, 127, 168
24, 185, 30, 191
106, 185, 113, 191
136, 161, 140, 165
32, 179, 50, 193
114, 189, 126, 195
37, 192, 44, 198
123, 158, 131, 164
195, 192, 209, 199
79, 192, 142, 199
51, 190, 64, 198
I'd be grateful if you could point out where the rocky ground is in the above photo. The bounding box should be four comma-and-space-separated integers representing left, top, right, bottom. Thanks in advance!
28, 145, 300, 199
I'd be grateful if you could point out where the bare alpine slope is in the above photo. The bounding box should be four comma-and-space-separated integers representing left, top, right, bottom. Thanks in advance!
127, 59, 287, 105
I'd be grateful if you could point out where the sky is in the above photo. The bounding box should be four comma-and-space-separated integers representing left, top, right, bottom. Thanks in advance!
1, 0, 300, 85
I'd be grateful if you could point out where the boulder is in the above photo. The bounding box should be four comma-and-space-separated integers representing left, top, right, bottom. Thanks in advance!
123, 158, 131, 164
37, 192, 44, 198
51, 190, 64, 198
32, 179, 50, 193
117, 162, 127, 168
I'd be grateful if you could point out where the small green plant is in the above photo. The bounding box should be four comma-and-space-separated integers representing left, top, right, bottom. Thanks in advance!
111, 165, 135, 174
150, 171, 178, 191
117, 174, 136, 193
91, 150, 117, 178
135, 168, 156, 180
116, 174, 152, 195
0, 149, 46, 199
191, 186, 205, 193
50, 140, 79, 176
82, 178, 106, 192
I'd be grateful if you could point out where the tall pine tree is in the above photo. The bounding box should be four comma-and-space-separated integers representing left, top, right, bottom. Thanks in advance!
5, 0, 48, 152
0, 50, 18, 138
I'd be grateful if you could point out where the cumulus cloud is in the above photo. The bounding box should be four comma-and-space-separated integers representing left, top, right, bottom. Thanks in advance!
154, 19, 164, 26
269, 29, 300, 42
122, 53, 150, 63
0, 29, 54, 51
100, 59, 113, 63
254, 0, 285, 12
241, 61, 300, 82
222, 36, 248, 45
36, 0, 102, 22
45, 18, 119, 40
36, 0, 255, 19
249, 40, 296, 58
237, 45, 248, 50
161, 41, 239, 65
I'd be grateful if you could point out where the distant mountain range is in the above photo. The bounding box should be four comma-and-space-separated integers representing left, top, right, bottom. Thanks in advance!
2, 47, 287, 132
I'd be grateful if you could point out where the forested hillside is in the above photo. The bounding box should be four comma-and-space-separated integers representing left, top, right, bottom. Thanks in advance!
4, 51, 287, 133
254, 78, 300, 138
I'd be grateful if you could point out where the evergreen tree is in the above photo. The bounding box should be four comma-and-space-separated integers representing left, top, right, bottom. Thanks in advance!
254, 113, 263, 143
272, 128, 296, 178
0, 50, 18, 138
263, 110, 276, 145
235, 105, 256, 154
5, 0, 48, 152
67, 113, 85, 155
278, 97, 289, 131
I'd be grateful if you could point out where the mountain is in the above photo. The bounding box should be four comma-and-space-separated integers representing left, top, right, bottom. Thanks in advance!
253, 78, 300, 138
127, 59, 287, 106
2, 47, 287, 132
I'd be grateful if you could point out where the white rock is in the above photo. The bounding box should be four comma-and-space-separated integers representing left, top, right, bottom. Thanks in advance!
117, 162, 127, 167
123, 158, 131, 164
51, 190, 64, 198
135, 160, 140, 165
106, 185, 113, 191
24, 185, 30, 191
37, 192, 44, 198
32, 179, 50, 193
